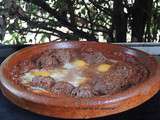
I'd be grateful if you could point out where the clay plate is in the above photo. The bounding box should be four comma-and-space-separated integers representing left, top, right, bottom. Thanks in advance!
0, 41, 160, 119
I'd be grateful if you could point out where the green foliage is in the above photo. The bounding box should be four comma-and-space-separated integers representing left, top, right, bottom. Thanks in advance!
0, 0, 159, 44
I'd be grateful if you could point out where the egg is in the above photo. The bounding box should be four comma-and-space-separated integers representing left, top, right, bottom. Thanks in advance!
21, 69, 51, 84
97, 64, 111, 72
66, 74, 87, 87
63, 63, 75, 69
50, 69, 68, 81
21, 72, 34, 84
31, 71, 50, 77
21, 59, 90, 88
72, 59, 88, 69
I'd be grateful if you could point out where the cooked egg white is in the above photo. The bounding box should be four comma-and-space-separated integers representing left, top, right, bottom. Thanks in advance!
50, 69, 68, 81
21, 72, 34, 84
67, 75, 86, 87
63, 63, 75, 69
50, 68, 87, 87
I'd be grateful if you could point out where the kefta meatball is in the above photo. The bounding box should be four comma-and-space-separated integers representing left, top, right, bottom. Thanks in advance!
19, 60, 35, 74
32, 76, 55, 89
51, 81, 75, 96
129, 63, 149, 84
36, 51, 59, 69
35, 49, 78, 69
92, 80, 111, 95
54, 49, 77, 64
81, 52, 108, 64
92, 62, 139, 96
71, 84, 93, 98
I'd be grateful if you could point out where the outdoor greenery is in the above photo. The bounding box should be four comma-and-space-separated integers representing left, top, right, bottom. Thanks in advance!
0, 0, 160, 44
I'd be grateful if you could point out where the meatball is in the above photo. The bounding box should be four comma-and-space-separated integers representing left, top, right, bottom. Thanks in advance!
36, 49, 77, 68
92, 76, 119, 96
19, 60, 35, 74
54, 49, 76, 64
11, 65, 20, 78
36, 52, 59, 69
51, 81, 75, 96
82, 52, 107, 64
110, 63, 133, 80
128, 63, 149, 84
32, 76, 55, 89
71, 84, 93, 98
92, 62, 135, 95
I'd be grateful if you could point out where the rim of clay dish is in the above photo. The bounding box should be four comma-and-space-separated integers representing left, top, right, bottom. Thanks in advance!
0, 41, 160, 107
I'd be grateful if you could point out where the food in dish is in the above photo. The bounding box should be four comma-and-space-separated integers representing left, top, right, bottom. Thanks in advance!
11, 49, 149, 98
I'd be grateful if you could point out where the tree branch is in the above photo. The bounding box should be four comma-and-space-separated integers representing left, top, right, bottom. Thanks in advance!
24, 0, 97, 41
89, 0, 112, 16
67, 0, 76, 27
82, 0, 94, 36
19, 15, 76, 40
3, 1, 77, 40
75, 15, 110, 32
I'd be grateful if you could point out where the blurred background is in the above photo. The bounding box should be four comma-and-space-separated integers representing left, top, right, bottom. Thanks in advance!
0, 0, 160, 44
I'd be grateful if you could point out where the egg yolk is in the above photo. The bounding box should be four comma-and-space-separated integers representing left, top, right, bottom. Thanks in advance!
97, 64, 111, 72
31, 71, 50, 77
73, 60, 88, 68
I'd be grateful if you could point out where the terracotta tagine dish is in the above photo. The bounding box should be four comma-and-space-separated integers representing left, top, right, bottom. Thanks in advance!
0, 41, 160, 119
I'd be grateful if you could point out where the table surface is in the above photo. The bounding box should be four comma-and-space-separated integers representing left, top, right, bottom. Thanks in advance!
0, 48, 160, 120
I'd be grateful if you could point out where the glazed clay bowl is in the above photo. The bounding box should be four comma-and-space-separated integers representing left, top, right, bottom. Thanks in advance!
0, 41, 160, 119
